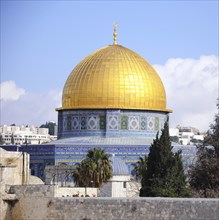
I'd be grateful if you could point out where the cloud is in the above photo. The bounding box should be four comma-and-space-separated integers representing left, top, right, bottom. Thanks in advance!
153, 55, 219, 132
0, 85, 62, 126
0, 81, 25, 101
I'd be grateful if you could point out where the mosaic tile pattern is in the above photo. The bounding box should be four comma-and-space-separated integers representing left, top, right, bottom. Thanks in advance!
63, 117, 67, 131
58, 113, 63, 134
108, 115, 119, 130
155, 117, 159, 131
140, 117, 147, 130
81, 117, 86, 130
88, 116, 98, 130
120, 116, 128, 130
100, 116, 106, 129
129, 116, 140, 131
72, 116, 80, 130
147, 117, 154, 131
58, 110, 168, 138
67, 115, 72, 131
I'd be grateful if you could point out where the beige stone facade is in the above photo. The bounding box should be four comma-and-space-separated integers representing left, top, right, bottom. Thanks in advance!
0, 148, 30, 186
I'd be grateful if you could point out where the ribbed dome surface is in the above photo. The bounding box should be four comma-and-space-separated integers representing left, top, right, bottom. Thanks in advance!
110, 156, 129, 175
61, 44, 169, 112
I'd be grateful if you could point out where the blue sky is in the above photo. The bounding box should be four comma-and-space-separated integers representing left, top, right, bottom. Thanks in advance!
1, 1, 218, 131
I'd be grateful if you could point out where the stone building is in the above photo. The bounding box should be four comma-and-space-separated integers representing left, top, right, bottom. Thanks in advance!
0, 148, 30, 186
99, 156, 140, 197
0, 125, 57, 145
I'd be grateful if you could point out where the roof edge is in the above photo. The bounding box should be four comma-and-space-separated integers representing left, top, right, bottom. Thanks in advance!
56, 107, 172, 113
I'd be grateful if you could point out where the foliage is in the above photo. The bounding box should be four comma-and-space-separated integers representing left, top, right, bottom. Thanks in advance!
189, 100, 219, 197
190, 138, 203, 145
133, 155, 147, 181
72, 148, 112, 188
204, 100, 219, 157
11, 133, 15, 144
0, 134, 4, 145
40, 121, 56, 135
170, 136, 179, 144
140, 122, 190, 197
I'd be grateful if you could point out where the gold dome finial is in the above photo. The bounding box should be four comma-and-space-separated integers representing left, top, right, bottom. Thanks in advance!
113, 22, 118, 45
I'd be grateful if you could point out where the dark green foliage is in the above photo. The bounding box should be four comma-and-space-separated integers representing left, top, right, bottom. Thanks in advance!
24, 136, 28, 144
11, 133, 15, 144
204, 100, 219, 158
72, 148, 112, 188
190, 138, 203, 145
189, 100, 219, 197
140, 122, 190, 197
170, 136, 179, 143
40, 121, 56, 135
133, 155, 147, 181
0, 134, 4, 145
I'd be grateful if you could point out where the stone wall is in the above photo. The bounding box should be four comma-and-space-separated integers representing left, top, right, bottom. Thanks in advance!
54, 186, 97, 197
11, 196, 219, 220
3, 185, 219, 220
9, 185, 54, 197
10, 185, 97, 197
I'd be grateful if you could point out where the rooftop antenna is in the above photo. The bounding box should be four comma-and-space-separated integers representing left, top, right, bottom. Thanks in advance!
113, 22, 118, 45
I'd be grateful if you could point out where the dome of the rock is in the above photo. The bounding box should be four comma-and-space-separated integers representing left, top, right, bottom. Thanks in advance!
56, 27, 171, 140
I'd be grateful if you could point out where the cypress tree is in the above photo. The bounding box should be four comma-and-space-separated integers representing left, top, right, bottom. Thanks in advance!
189, 100, 219, 197
140, 121, 190, 197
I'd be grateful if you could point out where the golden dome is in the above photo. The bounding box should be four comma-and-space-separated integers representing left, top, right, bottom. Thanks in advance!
60, 44, 171, 112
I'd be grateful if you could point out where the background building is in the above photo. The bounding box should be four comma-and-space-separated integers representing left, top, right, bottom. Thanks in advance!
0, 125, 57, 145
169, 125, 204, 145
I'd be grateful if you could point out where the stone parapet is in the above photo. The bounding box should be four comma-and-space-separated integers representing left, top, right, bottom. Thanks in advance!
11, 197, 219, 220
9, 185, 55, 198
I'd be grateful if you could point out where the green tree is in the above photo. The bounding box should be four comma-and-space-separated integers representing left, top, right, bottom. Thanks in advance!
189, 100, 219, 197
40, 121, 56, 135
133, 155, 147, 181
140, 122, 190, 197
170, 136, 179, 144
190, 138, 203, 145
72, 148, 112, 188
11, 133, 15, 145
0, 134, 4, 145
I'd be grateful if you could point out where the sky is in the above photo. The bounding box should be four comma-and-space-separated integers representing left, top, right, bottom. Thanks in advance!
0, 0, 218, 132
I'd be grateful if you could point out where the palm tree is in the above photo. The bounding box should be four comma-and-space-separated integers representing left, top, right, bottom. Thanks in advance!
133, 155, 148, 181
72, 148, 112, 188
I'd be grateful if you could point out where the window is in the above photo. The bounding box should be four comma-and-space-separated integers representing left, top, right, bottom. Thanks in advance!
123, 182, 126, 188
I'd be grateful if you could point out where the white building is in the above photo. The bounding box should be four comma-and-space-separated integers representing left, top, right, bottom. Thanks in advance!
169, 128, 179, 137
99, 156, 131, 197
169, 125, 205, 145
0, 125, 57, 145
